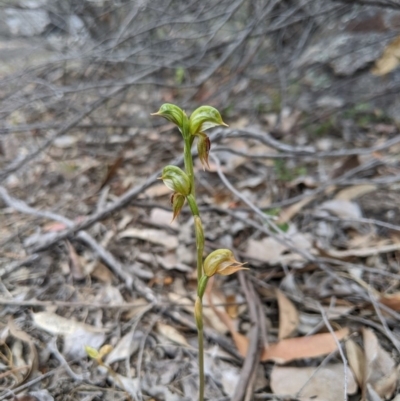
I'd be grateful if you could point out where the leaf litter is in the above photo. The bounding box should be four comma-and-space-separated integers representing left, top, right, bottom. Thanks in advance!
2, 18, 400, 401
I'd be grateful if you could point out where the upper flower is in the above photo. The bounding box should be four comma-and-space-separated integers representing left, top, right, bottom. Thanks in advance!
151, 104, 228, 138
189, 105, 228, 136
151, 103, 188, 129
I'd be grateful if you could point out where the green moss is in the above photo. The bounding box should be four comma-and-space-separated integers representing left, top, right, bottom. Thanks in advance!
274, 159, 292, 181
312, 118, 336, 138
175, 67, 185, 85
264, 208, 290, 232
276, 222, 290, 233
221, 102, 235, 119
343, 103, 391, 127
273, 159, 307, 182
264, 207, 281, 217
270, 91, 282, 113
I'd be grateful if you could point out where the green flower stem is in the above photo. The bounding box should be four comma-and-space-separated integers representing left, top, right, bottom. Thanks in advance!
186, 195, 202, 282
198, 275, 209, 299
198, 323, 205, 401
186, 194, 199, 216
184, 137, 196, 197
183, 135, 205, 401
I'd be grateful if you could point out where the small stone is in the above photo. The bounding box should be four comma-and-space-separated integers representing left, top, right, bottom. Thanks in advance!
316, 96, 345, 109
316, 138, 333, 152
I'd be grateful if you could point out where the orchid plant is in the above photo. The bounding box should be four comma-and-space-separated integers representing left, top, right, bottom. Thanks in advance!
152, 104, 246, 401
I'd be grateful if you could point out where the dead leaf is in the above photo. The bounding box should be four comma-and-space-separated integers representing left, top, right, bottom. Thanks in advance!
207, 138, 247, 172
345, 339, 365, 387
105, 372, 139, 399
280, 108, 301, 134
54, 135, 78, 148
318, 241, 400, 259
372, 35, 400, 76
246, 230, 312, 265
118, 227, 178, 250
96, 285, 124, 305
99, 155, 124, 190
156, 252, 191, 272
33, 312, 107, 360
207, 282, 349, 362
319, 199, 362, 219
348, 233, 377, 249
225, 294, 238, 319
13, 390, 54, 401
262, 328, 349, 363
150, 208, 178, 228
331, 155, 360, 179
105, 331, 141, 365
121, 298, 150, 320
8, 319, 38, 388
366, 384, 383, 401
64, 328, 106, 360
90, 262, 115, 283
363, 328, 397, 399
167, 292, 193, 314
277, 195, 315, 224
335, 184, 377, 201
32, 312, 107, 335
143, 183, 172, 198
11, 341, 28, 385
206, 283, 248, 355
271, 364, 357, 401
65, 240, 85, 280
236, 175, 266, 189
169, 286, 230, 333
202, 289, 230, 334
157, 322, 190, 347
379, 292, 400, 311
276, 289, 299, 339
246, 237, 287, 264
219, 363, 241, 397
117, 215, 133, 231
287, 176, 318, 189
42, 221, 68, 232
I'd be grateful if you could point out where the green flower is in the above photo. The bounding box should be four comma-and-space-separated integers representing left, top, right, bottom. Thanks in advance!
160, 165, 191, 196
151, 103, 188, 130
203, 249, 246, 277
189, 105, 228, 136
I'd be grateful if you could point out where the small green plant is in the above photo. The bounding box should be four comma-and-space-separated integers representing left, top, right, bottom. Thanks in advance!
342, 103, 391, 127
152, 104, 246, 401
263, 208, 290, 233
175, 66, 185, 85
311, 118, 337, 138
273, 158, 307, 182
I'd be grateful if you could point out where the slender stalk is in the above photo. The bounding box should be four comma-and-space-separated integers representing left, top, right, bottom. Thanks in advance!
198, 323, 205, 401
196, 242, 204, 283
183, 136, 205, 401
187, 195, 202, 283
184, 138, 196, 197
